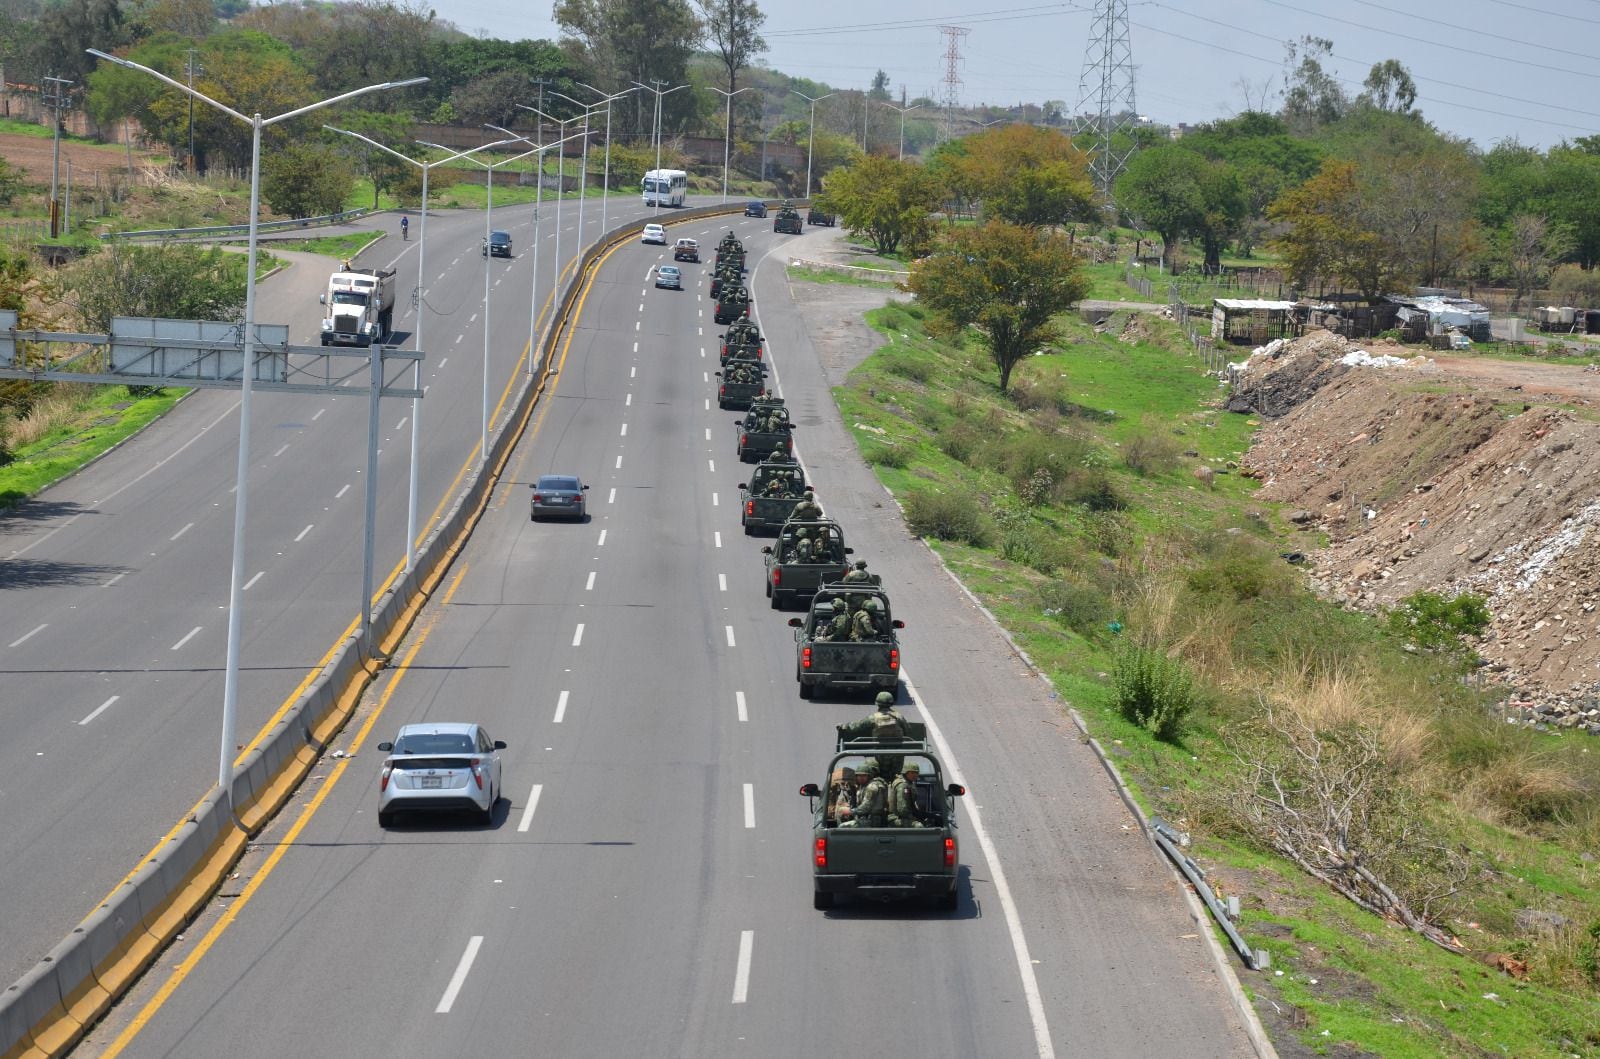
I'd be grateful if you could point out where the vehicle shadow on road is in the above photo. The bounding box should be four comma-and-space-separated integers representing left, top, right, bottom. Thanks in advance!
0, 556, 128, 589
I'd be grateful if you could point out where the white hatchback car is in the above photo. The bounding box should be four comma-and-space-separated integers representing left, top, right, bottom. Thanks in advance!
641, 223, 667, 245
376, 722, 504, 827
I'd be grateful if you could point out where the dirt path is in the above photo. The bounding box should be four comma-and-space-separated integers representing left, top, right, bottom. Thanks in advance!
0, 130, 155, 184
1424, 354, 1600, 406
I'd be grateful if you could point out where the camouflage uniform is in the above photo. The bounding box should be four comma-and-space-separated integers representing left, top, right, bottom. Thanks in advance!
850, 602, 880, 642
838, 699, 909, 740
791, 495, 823, 521
888, 764, 926, 828
821, 599, 850, 641
794, 536, 815, 562
842, 760, 887, 828
842, 560, 872, 584
786, 528, 809, 561
829, 767, 856, 824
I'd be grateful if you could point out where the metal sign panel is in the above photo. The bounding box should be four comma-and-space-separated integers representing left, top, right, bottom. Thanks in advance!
0, 310, 15, 368
110, 317, 290, 384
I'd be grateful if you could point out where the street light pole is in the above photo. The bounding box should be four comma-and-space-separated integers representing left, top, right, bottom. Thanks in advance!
516, 106, 584, 351
576, 83, 638, 236
549, 91, 602, 262
87, 48, 427, 791
792, 89, 835, 199
707, 85, 751, 203
326, 128, 513, 573
630, 80, 687, 209
878, 101, 922, 162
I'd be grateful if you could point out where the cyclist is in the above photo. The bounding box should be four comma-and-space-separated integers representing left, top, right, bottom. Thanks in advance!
400, 215, 409, 240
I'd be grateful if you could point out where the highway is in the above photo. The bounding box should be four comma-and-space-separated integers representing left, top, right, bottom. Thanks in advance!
75, 215, 1260, 1057
0, 193, 725, 991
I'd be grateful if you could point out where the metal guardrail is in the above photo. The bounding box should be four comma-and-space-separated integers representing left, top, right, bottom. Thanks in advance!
101, 207, 376, 243
1151, 817, 1269, 971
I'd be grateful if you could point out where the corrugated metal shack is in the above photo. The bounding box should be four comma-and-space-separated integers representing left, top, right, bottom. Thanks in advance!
1388, 295, 1492, 342
1296, 297, 1398, 339
1210, 298, 1301, 345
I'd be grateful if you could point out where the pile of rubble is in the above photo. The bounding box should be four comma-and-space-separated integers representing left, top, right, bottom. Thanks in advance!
1237, 330, 1600, 733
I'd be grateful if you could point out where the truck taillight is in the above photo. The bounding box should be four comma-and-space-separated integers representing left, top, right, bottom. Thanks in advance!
801, 646, 812, 670
771, 568, 780, 586
740, 433, 748, 446
719, 385, 726, 397
757, 347, 764, 359
814, 836, 828, 868
746, 500, 754, 516
889, 648, 899, 671
943, 837, 957, 868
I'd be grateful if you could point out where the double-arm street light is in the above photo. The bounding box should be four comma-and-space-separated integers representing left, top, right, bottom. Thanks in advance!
792, 89, 835, 199
485, 122, 585, 379
324, 127, 513, 576
878, 100, 922, 162
631, 79, 688, 207
575, 82, 639, 235
707, 85, 752, 203
513, 105, 585, 366
548, 91, 603, 257
86, 48, 426, 791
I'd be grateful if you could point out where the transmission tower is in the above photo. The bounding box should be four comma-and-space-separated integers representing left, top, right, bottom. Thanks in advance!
938, 25, 969, 142
1073, 0, 1137, 202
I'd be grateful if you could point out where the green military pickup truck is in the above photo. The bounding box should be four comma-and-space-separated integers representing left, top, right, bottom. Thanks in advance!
714, 283, 752, 325
714, 234, 744, 270
761, 518, 851, 610
738, 458, 807, 535
715, 354, 767, 410
720, 320, 763, 365
786, 582, 902, 700
773, 203, 803, 234
806, 206, 836, 227
799, 722, 965, 910
709, 260, 742, 299
735, 396, 794, 462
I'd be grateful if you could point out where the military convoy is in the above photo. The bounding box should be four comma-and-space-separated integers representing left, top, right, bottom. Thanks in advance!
799, 722, 964, 909
736, 395, 794, 462
773, 201, 804, 235
690, 206, 963, 913
788, 582, 903, 700
762, 518, 852, 610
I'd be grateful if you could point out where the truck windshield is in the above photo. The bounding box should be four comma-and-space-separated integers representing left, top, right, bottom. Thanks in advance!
331, 291, 369, 306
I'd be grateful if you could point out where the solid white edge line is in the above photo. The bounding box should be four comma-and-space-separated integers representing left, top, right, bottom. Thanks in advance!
517, 784, 543, 832
731, 930, 754, 1004
554, 690, 569, 724
435, 935, 484, 1013
743, 783, 755, 828
572, 624, 585, 647
735, 690, 747, 722
78, 695, 120, 726
901, 667, 1055, 1059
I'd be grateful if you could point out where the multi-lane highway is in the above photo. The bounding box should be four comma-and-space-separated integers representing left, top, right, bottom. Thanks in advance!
72, 213, 1262, 1056
0, 193, 726, 992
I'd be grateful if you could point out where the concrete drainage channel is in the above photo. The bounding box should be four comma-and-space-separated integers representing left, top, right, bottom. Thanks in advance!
0, 199, 767, 1059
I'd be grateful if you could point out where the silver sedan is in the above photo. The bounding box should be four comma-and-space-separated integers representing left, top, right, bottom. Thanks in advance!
376, 722, 504, 827
530, 474, 589, 521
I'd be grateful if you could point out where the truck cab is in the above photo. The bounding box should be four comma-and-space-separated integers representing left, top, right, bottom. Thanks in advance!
319, 267, 396, 347
799, 722, 964, 910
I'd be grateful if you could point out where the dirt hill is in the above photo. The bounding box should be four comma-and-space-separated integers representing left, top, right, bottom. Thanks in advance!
1229, 331, 1600, 733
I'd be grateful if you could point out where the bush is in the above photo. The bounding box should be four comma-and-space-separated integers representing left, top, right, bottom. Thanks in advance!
1083, 509, 1134, 557
883, 351, 935, 382
1386, 591, 1490, 653
1185, 532, 1296, 602
1039, 577, 1112, 636
936, 420, 981, 463
261, 144, 354, 219
904, 488, 991, 545
1122, 428, 1182, 476
865, 442, 909, 468
1113, 643, 1196, 742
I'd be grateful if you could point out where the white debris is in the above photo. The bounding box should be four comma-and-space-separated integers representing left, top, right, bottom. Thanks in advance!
1338, 349, 1408, 367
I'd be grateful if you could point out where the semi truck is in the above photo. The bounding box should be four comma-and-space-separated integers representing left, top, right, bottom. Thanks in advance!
319, 267, 396, 347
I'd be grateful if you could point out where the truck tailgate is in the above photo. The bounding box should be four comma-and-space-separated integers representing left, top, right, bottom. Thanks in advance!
808, 643, 894, 679
824, 829, 947, 875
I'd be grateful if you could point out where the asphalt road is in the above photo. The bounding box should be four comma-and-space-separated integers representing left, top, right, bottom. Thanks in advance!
76, 217, 1260, 1057
0, 193, 727, 990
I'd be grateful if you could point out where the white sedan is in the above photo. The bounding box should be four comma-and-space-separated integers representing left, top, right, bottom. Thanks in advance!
376, 722, 504, 827
641, 223, 667, 245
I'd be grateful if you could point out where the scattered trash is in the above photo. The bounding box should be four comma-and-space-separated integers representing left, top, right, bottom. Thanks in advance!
1338, 349, 1409, 367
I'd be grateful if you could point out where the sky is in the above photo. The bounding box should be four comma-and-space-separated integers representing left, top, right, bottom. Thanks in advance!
420, 0, 1600, 151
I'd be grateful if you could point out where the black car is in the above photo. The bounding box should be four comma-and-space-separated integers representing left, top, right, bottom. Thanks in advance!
744, 201, 767, 218
483, 230, 512, 257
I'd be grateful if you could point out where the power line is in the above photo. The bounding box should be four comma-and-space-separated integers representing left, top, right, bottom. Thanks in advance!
1483, 0, 1600, 24
1344, 0, 1593, 63
765, 2, 1102, 39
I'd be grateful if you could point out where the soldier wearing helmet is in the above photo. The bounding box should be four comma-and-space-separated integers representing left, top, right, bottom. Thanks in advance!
888, 759, 927, 828
822, 597, 851, 641
791, 489, 823, 522
842, 559, 872, 584
850, 596, 881, 642
840, 758, 887, 828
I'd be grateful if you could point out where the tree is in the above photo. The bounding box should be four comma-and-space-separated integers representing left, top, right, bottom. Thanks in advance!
449, 69, 540, 127
1041, 100, 1065, 126
63, 244, 248, 334
1497, 215, 1571, 312
554, 0, 702, 136
1181, 112, 1323, 258
816, 154, 939, 256
134, 0, 215, 39
1279, 35, 1345, 136
1359, 59, 1416, 115
1115, 144, 1244, 272
333, 112, 420, 209
946, 124, 1094, 229
261, 143, 354, 218
19, 0, 127, 86
1269, 159, 1408, 299
869, 69, 891, 102
908, 221, 1088, 392
696, 0, 764, 102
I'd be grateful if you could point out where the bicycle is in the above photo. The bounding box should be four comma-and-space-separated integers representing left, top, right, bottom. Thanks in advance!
400, 217, 409, 241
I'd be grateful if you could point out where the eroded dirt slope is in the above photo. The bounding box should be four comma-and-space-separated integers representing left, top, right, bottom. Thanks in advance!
1231, 333, 1600, 728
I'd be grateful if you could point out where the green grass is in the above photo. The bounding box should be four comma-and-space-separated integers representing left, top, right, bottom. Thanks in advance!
268, 232, 382, 258
0, 386, 186, 506
0, 116, 100, 144
830, 297, 1600, 1057
785, 264, 900, 288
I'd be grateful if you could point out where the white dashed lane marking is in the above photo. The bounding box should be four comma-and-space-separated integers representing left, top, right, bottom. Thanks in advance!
11, 623, 48, 648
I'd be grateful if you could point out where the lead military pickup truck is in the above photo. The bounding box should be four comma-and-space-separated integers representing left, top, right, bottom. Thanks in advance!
799, 722, 965, 910
735, 396, 794, 462
738, 458, 807, 535
787, 582, 903, 700
761, 518, 852, 610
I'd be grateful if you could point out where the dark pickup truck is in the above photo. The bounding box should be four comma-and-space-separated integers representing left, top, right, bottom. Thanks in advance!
787, 582, 902, 700
799, 722, 965, 910
773, 205, 803, 234
736, 397, 794, 462
762, 518, 852, 610
807, 206, 836, 227
715, 354, 768, 410
710, 263, 742, 299
738, 458, 807, 535
714, 284, 752, 325
720, 323, 764, 364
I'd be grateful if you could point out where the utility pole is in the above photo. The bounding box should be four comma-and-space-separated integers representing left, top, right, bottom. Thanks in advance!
42, 75, 72, 237
937, 26, 969, 143
185, 48, 203, 172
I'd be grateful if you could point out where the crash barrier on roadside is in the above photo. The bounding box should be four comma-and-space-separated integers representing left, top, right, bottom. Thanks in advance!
102, 207, 377, 243
0, 196, 765, 1059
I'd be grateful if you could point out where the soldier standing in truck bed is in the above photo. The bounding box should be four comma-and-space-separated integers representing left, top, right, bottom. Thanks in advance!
888, 760, 926, 828
791, 489, 823, 521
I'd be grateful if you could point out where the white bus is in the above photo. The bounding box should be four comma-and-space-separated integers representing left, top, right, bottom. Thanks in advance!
643, 168, 688, 207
